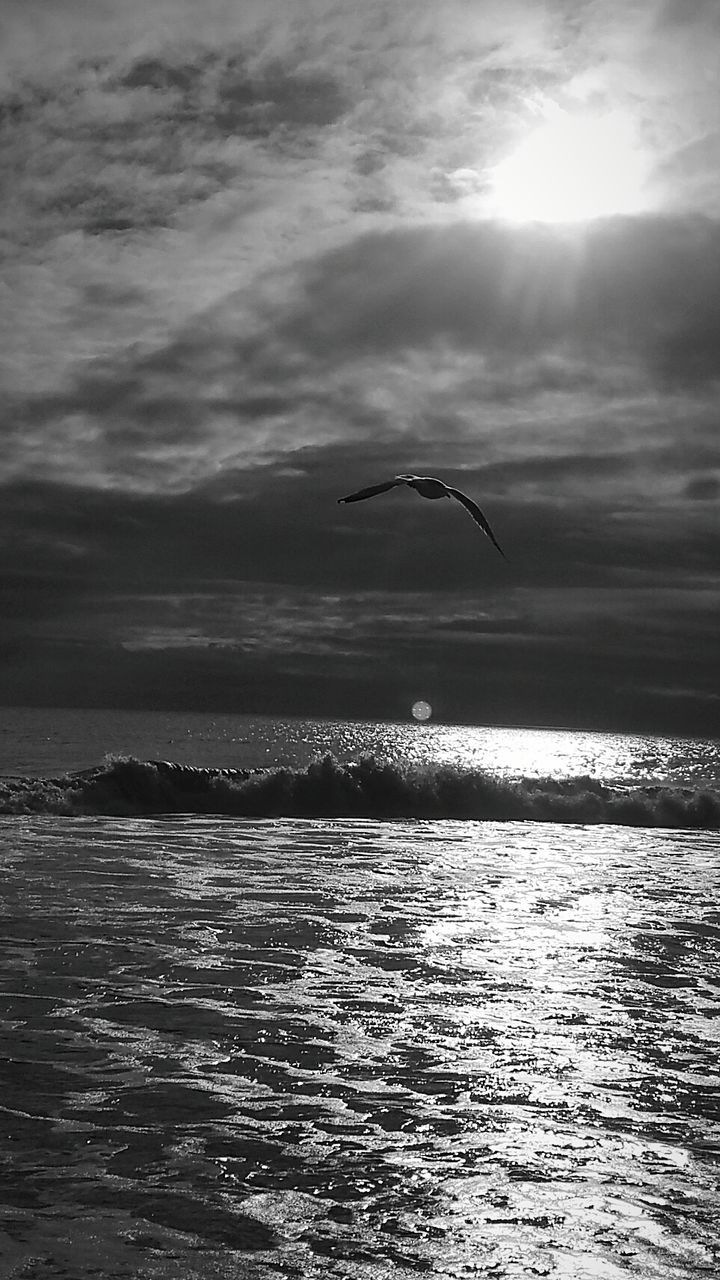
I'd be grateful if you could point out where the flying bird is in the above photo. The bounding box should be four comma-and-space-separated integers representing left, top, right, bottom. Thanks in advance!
337, 474, 506, 559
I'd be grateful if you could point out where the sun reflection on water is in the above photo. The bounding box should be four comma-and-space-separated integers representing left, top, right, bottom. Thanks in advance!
1, 816, 718, 1276
423, 724, 669, 782
322, 719, 702, 789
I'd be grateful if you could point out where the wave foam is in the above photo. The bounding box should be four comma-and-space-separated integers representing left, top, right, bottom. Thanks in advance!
1, 755, 719, 828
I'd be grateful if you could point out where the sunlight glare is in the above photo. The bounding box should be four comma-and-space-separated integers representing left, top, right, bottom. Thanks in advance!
491, 105, 650, 224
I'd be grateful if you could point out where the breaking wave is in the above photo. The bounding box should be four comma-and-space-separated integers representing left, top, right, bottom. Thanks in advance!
1, 754, 719, 827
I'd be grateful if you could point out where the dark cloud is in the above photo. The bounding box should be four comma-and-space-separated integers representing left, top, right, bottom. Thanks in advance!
684, 474, 720, 501
0, 45, 351, 246
18, 212, 714, 493
1, 446, 718, 733
214, 58, 349, 135
354, 148, 387, 176
5, 207, 720, 586
78, 280, 148, 308
117, 54, 208, 95
654, 306, 720, 386
1, 426, 717, 605
44, 177, 189, 236
113, 46, 352, 136
2, 585, 718, 735
280, 214, 720, 387
4, 326, 291, 467
657, 0, 720, 30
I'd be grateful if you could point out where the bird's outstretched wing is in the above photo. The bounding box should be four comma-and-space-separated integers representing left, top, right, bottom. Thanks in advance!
447, 487, 507, 559
337, 479, 400, 504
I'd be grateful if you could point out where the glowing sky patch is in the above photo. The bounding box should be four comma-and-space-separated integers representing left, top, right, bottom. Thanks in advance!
490, 104, 653, 224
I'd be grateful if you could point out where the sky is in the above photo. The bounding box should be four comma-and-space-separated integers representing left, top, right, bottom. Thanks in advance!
1, 0, 719, 734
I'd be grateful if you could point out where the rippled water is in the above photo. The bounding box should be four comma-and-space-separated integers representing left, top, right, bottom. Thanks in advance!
2, 706, 720, 789
2, 815, 719, 1278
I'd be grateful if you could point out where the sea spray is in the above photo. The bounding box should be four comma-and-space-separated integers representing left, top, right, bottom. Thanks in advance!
1, 753, 719, 827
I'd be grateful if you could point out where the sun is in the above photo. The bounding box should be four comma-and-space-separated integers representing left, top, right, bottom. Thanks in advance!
490, 103, 651, 224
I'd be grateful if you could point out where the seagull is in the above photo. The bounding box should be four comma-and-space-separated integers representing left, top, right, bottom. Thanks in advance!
337, 474, 507, 559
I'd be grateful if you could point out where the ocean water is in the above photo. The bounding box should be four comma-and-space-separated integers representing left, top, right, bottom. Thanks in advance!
1, 707, 719, 1279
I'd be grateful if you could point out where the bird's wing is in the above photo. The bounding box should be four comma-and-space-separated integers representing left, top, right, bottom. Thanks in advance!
446, 487, 507, 559
337, 479, 401, 504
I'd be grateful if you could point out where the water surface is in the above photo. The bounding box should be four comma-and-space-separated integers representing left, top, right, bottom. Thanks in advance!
1, 815, 718, 1278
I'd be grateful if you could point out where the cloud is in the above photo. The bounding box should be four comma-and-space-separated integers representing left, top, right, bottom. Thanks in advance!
4, 0, 720, 421
2, 460, 718, 732
0, 0, 555, 249
6, 0, 687, 263
4, 207, 720, 536
2, 417, 718, 612
0, 45, 352, 252
684, 474, 720, 501
2, 573, 718, 732
280, 215, 720, 386
1, 0, 719, 735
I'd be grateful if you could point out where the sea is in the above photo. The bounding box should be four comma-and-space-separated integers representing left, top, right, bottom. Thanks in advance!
1, 705, 719, 1280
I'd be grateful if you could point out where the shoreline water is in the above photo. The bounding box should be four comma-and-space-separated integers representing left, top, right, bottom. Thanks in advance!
1, 810, 718, 1278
